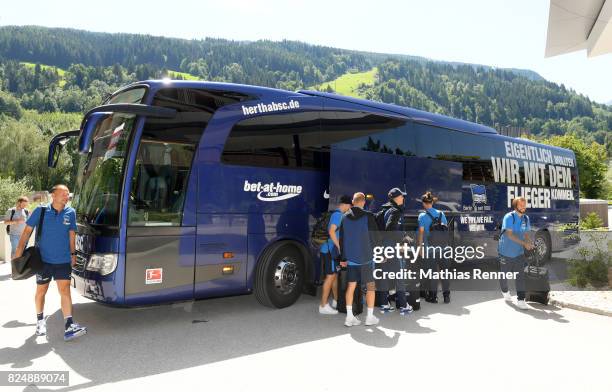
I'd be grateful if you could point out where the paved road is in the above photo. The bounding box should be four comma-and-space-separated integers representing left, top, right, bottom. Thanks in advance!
1, 261, 611, 392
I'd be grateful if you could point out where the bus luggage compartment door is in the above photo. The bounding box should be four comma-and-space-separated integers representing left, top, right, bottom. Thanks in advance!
124, 226, 196, 305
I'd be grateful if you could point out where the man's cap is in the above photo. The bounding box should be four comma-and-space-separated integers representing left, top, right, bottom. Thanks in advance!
339, 195, 352, 205
388, 188, 406, 199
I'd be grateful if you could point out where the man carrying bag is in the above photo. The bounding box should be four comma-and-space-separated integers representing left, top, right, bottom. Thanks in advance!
13, 184, 87, 341
497, 196, 535, 310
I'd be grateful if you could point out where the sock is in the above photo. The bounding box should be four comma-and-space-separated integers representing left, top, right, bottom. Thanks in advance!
345, 306, 352, 317
367, 307, 374, 317
331, 299, 337, 308
65, 316, 73, 329
37, 312, 43, 321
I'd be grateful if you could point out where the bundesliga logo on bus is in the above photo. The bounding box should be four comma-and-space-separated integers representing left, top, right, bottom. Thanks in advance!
244, 180, 303, 202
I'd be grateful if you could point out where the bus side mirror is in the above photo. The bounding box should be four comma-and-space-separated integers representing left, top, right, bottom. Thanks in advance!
48, 130, 79, 168
79, 112, 110, 154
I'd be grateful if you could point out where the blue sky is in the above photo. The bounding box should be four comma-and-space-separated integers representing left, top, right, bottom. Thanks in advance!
2, 0, 611, 103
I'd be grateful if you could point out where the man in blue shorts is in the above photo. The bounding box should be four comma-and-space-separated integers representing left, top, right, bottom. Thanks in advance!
14, 184, 87, 341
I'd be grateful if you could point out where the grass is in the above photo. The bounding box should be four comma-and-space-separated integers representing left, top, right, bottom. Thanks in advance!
312, 67, 377, 97
20, 62, 67, 87
166, 70, 200, 81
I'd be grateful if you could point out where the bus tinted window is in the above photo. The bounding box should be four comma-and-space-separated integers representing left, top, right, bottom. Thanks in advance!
222, 111, 326, 170
107, 86, 146, 104
321, 112, 414, 155
414, 123, 452, 158
452, 134, 496, 182
129, 88, 241, 226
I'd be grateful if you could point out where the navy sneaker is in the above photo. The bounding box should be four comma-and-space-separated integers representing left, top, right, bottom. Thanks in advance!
379, 303, 395, 314
64, 323, 87, 341
399, 306, 413, 315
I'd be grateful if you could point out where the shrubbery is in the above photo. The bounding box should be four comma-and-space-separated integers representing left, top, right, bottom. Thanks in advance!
0, 177, 32, 213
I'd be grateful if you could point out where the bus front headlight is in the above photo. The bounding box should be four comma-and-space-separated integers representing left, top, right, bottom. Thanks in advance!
86, 254, 118, 276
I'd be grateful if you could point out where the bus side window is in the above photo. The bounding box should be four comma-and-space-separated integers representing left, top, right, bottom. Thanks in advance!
222, 111, 323, 170
414, 123, 452, 159
128, 87, 246, 226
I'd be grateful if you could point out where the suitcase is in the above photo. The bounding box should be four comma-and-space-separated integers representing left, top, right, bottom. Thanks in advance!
337, 267, 363, 315
524, 252, 550, 305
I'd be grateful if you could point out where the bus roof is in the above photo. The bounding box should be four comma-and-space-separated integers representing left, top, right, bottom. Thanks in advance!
298, 90, 498, 135
126, 80, 495, 135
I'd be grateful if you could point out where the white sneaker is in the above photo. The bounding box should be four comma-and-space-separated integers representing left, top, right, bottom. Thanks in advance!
365, 315, 380, 326
344, 316, 361, 327
319, 304, 338, 315
502, 291, 512, 302
35, 319, 47, 336
516, 300, 529, 310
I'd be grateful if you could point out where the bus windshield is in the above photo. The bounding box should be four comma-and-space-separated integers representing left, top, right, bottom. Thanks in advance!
73, 113, 136, 226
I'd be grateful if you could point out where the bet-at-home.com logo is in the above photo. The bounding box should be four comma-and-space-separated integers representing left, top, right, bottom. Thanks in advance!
244, 180, 303, 201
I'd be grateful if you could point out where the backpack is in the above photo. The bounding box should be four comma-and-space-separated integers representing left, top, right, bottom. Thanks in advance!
374, 206, 392, 231
425, 210, 449, 247
5, 208, 29, 235
494, 212, 529, 241
311, 211, 334, 247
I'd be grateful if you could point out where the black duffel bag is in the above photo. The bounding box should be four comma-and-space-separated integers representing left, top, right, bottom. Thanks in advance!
11, 206, 46, 280
524, 247, 550, 305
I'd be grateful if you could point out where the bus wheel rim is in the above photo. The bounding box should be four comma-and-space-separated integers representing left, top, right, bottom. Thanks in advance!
273, 257, 298, 295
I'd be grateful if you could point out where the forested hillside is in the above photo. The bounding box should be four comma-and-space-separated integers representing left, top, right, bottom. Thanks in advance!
0, 25, 609, 201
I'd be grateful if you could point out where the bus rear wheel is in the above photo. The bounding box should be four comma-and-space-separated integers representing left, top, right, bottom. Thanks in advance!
254, 243, 305, 308
534, 231, 551, 264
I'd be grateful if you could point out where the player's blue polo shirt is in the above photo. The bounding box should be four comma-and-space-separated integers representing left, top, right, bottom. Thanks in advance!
26, 205, 77, 264
498, 211, 530, 258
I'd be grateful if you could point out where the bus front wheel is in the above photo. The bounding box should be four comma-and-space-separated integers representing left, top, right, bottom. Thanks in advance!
254, 243, 305, 308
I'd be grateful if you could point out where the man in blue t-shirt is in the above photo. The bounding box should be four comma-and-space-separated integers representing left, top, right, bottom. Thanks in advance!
417, 191, 451, 304
14, 184, 87, 341
498, 196, 534, 310
318, 195, 352, 315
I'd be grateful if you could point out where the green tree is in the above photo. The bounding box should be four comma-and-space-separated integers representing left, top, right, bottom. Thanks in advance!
0, 177, 32, 212
540, 134, 608, 199
0, 90, 23, 119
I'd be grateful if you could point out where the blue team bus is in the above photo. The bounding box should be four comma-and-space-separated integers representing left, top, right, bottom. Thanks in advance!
47, 80, 579, 308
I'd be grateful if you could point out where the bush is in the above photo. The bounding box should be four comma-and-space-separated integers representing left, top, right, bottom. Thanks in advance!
0, 177, 33, 213
0, 91, 23, 119
567, 231, 611, 288
580, 212, 605, 230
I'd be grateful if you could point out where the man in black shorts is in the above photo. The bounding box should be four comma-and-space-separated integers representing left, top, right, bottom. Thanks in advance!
14, 185, 87, 341
339, 192, 379, 327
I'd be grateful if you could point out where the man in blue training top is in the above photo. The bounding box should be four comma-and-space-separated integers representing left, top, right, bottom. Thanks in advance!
319, 195, 352, 315
14, 185, 87, 341
417, 191, 451, 304
498, 196, 534, 310
339, 192, 379, 327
